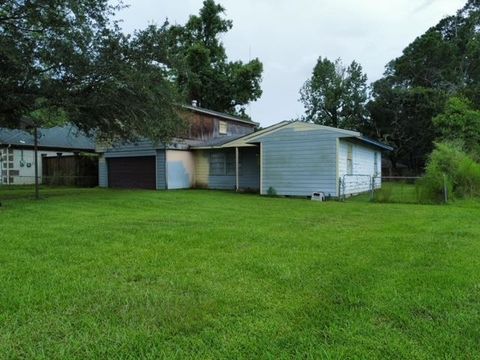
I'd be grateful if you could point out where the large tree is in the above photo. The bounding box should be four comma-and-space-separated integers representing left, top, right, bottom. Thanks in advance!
135, 0, 263, 117
0, 0, 183, 142
299, 57, 368, 130
367, 81, 446, 171
433, 96, 480, 157
368, 0, 480, 172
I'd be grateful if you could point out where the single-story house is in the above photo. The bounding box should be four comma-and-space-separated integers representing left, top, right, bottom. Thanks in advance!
97, 105, 392, 197
0, 126, 95, 185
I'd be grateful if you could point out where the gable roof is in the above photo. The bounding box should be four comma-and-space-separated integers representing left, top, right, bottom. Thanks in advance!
242, 121, 361, 144
182, 105, 259, 127
220, 121, 292, 148
0, 126, 95, 151
190, 121, 392, 151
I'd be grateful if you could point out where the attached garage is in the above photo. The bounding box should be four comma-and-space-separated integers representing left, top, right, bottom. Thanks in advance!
107, 156, 156, 189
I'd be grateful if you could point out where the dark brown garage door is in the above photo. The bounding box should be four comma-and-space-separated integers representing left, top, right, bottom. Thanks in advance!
108, 156, 156, 189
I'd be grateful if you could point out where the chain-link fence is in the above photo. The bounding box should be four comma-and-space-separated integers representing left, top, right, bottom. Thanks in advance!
0, 176, 98, 201
339, 175, 449, 204
1, 175, 98, 188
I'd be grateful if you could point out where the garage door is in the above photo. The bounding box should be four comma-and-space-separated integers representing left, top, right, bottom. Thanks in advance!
107, 156, 156, 189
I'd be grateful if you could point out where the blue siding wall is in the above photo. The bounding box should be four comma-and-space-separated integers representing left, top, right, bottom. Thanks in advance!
156, 150, 167, 190
99, 156, 108, 187
207, 174, 235, 190
103, 144, 157, 158
99, 139, 157, 155
260, 127, 339, 197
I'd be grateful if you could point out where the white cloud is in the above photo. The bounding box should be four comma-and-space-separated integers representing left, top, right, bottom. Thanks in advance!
117, 0, 466, 126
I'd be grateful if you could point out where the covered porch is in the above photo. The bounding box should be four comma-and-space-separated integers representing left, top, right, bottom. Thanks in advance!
192, 144, 260, 192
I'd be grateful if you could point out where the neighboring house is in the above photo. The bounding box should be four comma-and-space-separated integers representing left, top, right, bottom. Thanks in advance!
98, 105, 392, 197
0, 126, 95, 185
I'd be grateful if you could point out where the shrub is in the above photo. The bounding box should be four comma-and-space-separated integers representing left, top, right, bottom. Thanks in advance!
267, 187, 277, 197
417, 142, 480, 202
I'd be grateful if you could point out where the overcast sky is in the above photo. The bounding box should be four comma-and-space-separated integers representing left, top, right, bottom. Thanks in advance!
117, 0, 466, 126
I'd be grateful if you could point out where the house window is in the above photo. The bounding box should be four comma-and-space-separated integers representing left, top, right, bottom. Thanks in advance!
219, 121, 228, 135
210, 151, 240, 176
347, 144, 353, 175
210, 153, 226, 175
374, 152, 379, 175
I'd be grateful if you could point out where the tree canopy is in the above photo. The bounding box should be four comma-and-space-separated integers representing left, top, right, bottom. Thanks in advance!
433, 96, 480, 157
368, 0, 480, 172
299, 57, 368, 130
135, 0, 263, 117
0, 0, 184, 142
367, 82, 446, 170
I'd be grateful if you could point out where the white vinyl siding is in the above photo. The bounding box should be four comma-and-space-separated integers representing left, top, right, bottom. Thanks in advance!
339, 140, 382, 195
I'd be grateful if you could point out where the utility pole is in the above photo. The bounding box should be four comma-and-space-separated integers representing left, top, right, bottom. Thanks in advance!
34, 125, 39, 200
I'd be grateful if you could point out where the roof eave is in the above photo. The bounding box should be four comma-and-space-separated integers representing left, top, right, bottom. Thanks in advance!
1, 143, 96, 152
344, 136, 393, 151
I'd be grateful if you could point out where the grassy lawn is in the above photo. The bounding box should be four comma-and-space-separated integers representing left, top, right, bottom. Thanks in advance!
347, 183, 421, 204
1, 187, 480, 359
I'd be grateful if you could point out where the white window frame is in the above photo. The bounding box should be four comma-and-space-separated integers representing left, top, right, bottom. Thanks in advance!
347, 144, 353, 175
219, 121, 228, 135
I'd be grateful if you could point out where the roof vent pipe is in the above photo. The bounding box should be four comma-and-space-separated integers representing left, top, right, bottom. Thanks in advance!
192, 100, 198, 107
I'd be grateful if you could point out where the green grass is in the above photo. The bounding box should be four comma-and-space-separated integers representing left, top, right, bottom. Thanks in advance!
1, 187, 480, 359
374, 182, 419, 203
347, 183, 420, 204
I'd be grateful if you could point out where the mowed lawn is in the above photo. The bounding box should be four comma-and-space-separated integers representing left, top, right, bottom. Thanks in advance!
1, 188, 480, 359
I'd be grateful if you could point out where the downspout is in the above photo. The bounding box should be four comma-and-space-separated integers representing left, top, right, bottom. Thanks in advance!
259, 143, 263, 195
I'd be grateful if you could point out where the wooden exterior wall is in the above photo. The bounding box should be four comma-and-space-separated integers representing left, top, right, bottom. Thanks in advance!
181, 111, 255, 140
42, 154, 98, 187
